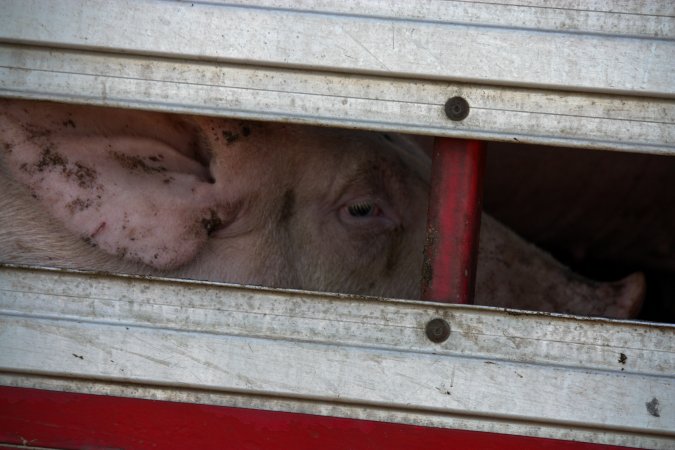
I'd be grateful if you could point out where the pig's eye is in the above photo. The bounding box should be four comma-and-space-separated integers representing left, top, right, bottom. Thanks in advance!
348, 201, 375, 217
339, 198, 396, 230
338, 195, 397, 233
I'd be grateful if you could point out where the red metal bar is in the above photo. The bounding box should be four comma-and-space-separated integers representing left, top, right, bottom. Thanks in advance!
421, 138, 485, 303
0, 386, 628, 450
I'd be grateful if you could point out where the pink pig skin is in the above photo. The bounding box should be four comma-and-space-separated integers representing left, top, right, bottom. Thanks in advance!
0, 99, 643, 318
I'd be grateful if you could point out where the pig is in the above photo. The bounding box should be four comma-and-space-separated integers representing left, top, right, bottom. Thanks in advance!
482, 143, 675, 322
0, 99, 644, 318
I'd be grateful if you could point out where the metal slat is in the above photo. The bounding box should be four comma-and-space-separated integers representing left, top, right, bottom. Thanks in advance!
0, 0, 673, 153
1, 45, 673, 154
2, 386, 622, 450
220, 0, 674, 36
1, 0, 673, 95
1, 265, 673, 449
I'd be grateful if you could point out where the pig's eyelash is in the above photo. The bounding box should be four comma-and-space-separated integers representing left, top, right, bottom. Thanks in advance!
347, 201, 375, 217
340, 199, 395, 230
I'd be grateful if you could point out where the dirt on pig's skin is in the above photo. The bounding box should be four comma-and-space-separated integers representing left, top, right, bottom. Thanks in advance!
0, 98, 653, 320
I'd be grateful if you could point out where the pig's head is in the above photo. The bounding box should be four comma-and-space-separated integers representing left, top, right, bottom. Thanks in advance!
0, 99, 646, 319
0, 99, 430, 298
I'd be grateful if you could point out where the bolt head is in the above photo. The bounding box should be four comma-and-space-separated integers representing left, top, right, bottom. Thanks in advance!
425, 318, 451, 343
444, 96, 470, 121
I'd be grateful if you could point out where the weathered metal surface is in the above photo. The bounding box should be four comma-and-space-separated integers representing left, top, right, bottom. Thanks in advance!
0, 1, 673, 154
422, 138, 485, 304
1, 44, 671, 154
1, 265, 673, 448
1, 0, 672, 95
0, 1, 673, 446
0, 386, 629, 450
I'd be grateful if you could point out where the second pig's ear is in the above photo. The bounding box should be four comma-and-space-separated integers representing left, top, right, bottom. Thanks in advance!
0, 100, 242, 270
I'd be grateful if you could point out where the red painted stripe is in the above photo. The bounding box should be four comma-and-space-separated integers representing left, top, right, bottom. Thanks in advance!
0, 386, 631, 450
422, 138, 485, 304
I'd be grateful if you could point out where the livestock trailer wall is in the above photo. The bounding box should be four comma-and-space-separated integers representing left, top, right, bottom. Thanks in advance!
0, 1, 674, 448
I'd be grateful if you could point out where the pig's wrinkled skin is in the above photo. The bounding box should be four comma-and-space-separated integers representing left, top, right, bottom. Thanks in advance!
0, 99, 643, 318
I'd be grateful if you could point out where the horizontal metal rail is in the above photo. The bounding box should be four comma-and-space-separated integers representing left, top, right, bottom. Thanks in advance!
0, 0, 673, 153
2, 0, 673, 95
1, 265, 673, 448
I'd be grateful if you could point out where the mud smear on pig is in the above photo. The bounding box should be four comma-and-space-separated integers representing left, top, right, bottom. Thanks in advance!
0, 98, 665, 321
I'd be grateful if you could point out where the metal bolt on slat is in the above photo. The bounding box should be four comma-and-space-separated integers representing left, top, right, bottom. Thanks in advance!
444, 96, 470, 121
425, 318, 451, 343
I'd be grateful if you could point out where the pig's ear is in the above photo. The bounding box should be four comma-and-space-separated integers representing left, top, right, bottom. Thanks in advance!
0, 102, 239, 270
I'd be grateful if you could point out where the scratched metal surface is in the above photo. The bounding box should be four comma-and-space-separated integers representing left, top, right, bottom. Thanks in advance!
0, 0, 673, 153
1, 265, 673, 448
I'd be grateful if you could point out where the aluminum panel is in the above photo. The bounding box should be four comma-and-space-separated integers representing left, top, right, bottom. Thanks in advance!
1, 0, 673, 95
1, 265, 673, 448
1, 45, 673, 154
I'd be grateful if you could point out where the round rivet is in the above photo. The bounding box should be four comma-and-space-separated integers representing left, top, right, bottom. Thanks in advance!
444, 96, 470, 121
425, 318, 451, 343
